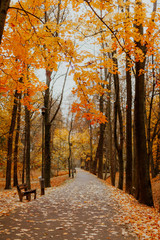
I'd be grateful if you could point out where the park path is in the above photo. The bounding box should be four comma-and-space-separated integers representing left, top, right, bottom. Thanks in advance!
0, 169, 137, 240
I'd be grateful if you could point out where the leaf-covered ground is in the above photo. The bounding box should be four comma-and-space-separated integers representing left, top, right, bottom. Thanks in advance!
0, 173, 69, 216
105, 174, 160, 240
0, 170, 159, 239
0, 170, 136, 239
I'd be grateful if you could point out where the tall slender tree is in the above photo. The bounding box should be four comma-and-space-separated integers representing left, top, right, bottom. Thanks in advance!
13, 92, 22, 186
112, 51, 124, 190
134, 0, 153, 206
5, 90, 18, 189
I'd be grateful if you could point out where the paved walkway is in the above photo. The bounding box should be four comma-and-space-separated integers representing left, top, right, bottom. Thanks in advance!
0, 169, 137, 240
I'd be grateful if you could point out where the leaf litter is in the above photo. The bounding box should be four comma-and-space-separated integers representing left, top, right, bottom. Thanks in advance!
0, 171, 159, 239
104, 180, 160, 240
0, 175, 68, 217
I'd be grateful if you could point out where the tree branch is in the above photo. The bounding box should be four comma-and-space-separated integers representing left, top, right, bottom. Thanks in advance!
50, 66, 69, 124
9, 6, 45, 24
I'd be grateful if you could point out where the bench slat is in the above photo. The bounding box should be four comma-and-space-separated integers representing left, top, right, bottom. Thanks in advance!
17, 184, 36, 202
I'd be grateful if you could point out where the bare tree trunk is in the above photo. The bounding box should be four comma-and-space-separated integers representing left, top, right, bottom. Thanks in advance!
134, 0, 153, 206
156, 133, 160, 175
45, 120, 51, 187
125, 57, 132, 194
98, 95, 105, 179
0, 0, 11, 44
68, 156, 71, 178
13, 93, 22, 186
98, 124, 105, 179
89, 123, 93, 172
22, 132, 26, 184
156, 89, 160, 175
68, 117, 73, 178
5, 90, 18, 189
147, 56, 157, 178
107, 73, 115, 186
132, 118, 139, 199
44, 70, 51, 187
25, 103, 31, 189
112, 52, 124, 190
92, 154, 97, 175
92, 99, 106, 178
147, 87, 156, 178
135, 60, 153, 205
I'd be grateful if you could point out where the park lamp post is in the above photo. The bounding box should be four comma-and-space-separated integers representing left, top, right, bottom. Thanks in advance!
39, 106, 46, 195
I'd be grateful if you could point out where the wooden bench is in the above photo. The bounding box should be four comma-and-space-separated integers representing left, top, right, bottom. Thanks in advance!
17, 184, 36, 202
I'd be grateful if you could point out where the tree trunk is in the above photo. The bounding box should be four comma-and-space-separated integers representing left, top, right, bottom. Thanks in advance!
68, 117, 73, 178
44, 65, 67, 186
98, 123, 105, 179
114, 101, 123, 190
68, 156, 71, 178
134, 0, 153, 206
135, 60, 153, 205
125, 57, 132, 194
156, 132, 160, 175
22, 133, 26, 184
5, 90, 18, 189
98, 95, 105, 179
44, 70, 51, 187
92, 96, 106, 178
150, 143, 156, 178
112, 52, 124, 190
147, 56, 156, 178
25, 104, 31, 189
92, 154, 97, 175
132, 120, 139, 198
45, 120, 51, 187
155, 88, 160, 175
89, 123, 93, 172
108, 73, 115, 186
0, 0, 11, 44
13, 93, 21, 186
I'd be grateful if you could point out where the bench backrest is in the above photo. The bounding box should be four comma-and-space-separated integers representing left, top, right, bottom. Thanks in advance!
17, 184, 28, 201
17, 184, 28, 195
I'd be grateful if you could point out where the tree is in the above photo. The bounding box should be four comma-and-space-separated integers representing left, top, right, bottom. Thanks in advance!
124, 2, 133, 194
13, 91, 22, 186
5, 90, 19, 189
133, 0, 153, 206
112, 51, 124, 190
0, 0, 11, 44
25, 92, 31, 189
68, 115, 73, 178
105, 73, 115, 186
